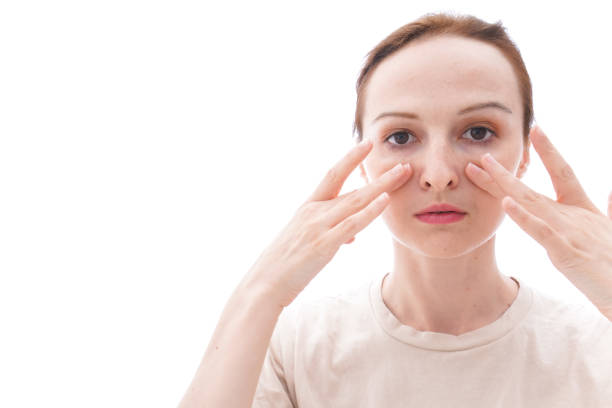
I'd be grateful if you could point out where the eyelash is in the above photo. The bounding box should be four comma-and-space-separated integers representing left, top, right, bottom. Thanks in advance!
384, 126, 497, 149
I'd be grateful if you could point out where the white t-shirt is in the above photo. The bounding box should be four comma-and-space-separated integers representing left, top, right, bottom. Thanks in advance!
252, 272, 612, 407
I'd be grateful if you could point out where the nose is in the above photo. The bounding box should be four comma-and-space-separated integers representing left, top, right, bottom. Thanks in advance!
418, 143, 460, 192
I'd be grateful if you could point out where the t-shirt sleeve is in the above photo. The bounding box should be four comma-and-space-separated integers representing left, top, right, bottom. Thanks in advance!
251, 305, 297, 408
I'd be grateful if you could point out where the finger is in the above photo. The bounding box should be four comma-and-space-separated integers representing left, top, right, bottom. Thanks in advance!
325, 161, 411, 228
465, 161, 506, 197
481, 152, 565, 228
529, 125, 597, 211
344, 236, 355, 245
325, 191, 390, 250
502, 196, 569, 260
307, 139, 372, 202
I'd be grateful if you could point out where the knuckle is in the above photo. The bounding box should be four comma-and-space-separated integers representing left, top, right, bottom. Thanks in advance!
341, 215, 358, 233
538, 223, 554, 239
346, 191, 366, 208
325, 167, 341, 185
522, 190, 540, 203
517, 212, 529, 225
559, 164, 574, 181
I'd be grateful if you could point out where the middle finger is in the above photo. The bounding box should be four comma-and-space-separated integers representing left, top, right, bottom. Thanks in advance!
327, 162, 412, 227
479, 153, 555, 214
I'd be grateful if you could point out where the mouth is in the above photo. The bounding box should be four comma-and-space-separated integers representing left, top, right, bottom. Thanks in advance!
416, 203, 467, 215
414, 211, 466, 224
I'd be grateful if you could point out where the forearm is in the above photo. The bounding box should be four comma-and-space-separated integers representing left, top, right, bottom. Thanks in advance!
178, 278, 284, 408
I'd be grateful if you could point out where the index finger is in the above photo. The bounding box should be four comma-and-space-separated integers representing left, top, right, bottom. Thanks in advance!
530, 125, 594, 210
307, 139, 372, 202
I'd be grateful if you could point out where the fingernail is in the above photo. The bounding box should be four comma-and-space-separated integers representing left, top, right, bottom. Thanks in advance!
390, 163, 404, 174
467, 162, 481, 172
483, 153, 495, 163
358, 139, 371, 149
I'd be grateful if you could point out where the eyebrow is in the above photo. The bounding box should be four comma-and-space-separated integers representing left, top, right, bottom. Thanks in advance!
371, 101, 513, 124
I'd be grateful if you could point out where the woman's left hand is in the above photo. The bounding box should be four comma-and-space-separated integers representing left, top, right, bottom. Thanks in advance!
466, 125, 612, 320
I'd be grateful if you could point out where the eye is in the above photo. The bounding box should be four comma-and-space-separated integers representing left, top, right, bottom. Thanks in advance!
384, 126, 496, 149
461, 126, 496, 144
384, 131, 415, 147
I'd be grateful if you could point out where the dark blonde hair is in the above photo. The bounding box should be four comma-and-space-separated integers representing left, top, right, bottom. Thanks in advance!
352, 12, 534, 144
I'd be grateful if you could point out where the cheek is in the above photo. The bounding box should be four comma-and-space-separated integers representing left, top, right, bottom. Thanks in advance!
363, 155, 403, 180
489, 139, 525, 171
467, 178, 505, 215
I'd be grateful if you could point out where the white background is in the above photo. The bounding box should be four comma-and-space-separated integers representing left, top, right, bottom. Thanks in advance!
1, 1, 611, 406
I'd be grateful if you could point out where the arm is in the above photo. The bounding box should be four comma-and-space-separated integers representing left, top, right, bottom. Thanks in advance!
178, 139, 406, 406
468, 126, 612, 320
178, 277, 284, 408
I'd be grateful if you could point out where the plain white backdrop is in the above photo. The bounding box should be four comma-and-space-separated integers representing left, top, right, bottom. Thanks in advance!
1, 1, 611, 406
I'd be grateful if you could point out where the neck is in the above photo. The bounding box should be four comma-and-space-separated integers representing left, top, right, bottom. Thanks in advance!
382, 234, 519, 336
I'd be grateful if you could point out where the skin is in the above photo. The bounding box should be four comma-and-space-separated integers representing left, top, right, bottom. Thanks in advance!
177, 30, 612, 408
358, 34, 531, 336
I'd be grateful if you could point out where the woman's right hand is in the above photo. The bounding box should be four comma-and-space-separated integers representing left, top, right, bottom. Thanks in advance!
239, 139, 413, 309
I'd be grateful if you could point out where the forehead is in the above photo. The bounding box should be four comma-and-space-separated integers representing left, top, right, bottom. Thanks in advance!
363, 35, 522, 124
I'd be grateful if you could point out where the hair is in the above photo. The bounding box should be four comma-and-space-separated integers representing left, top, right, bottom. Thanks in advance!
352, 12, 534, 145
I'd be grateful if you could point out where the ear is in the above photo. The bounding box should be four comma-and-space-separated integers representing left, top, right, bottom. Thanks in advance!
515, 132, 531, 179
359, 163, 370, 184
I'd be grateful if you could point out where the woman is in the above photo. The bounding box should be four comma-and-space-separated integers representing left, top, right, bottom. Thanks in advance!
179, 12, 612, 407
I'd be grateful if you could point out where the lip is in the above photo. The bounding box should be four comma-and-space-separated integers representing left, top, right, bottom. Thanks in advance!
415, 203, 467, 215
415, 212, 466, 224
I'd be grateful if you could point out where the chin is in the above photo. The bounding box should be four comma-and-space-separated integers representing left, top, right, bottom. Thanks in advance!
394, 236, 486, 259
387, 218, 503, 259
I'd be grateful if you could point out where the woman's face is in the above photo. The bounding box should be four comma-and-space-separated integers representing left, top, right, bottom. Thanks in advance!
359, 34, 530, 258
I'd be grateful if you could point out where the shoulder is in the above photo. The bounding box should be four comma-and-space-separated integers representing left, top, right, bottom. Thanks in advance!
526, 285, 612, 344
271, 279, 372, 348
290, 280, 372, 329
